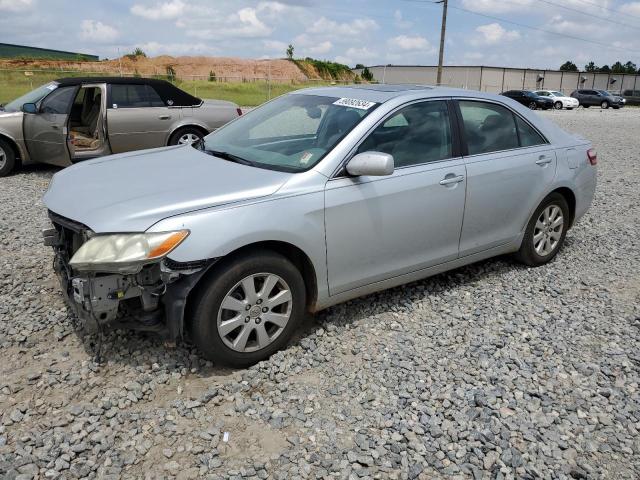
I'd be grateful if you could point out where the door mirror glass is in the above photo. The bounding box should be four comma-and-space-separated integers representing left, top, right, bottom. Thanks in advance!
22, 103, 37, 114
346, 151, 394, 176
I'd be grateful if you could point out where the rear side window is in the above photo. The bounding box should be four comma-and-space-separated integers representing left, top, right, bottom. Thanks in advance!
40, 86, 76, 114
111, 84, 165, 108
357, 100, 452, 168
515, 115, 546, 147
458, 101, 518, 155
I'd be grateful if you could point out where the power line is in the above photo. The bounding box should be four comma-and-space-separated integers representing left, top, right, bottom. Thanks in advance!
398, 0, 640, 56
569, 0, 640, 23
531, 0, 640, 32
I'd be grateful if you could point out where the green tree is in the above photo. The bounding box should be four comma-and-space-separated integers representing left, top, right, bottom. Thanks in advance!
611, 61, 625, 73
166, 65, 176, 80
559, 61, 578, 72
624, 61, 637, 73
599, 64, 611, 73
361, 66, 374, 82
584, 61, 597, 72
209, 70, 216, 82
286, 44, 294, 60
133, 47, 146, 57
355, 63, 366, 69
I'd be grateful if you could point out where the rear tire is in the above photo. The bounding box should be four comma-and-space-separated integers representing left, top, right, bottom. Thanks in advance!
169, 126, 206, 146
601, 101, 609, 109
190, 250, 306, 367
528, 102, 537, 110
0, 138, 16, 177
515, 193, 570, 267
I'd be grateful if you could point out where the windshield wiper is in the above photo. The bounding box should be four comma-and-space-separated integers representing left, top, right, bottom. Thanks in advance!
203, 149, 255, 166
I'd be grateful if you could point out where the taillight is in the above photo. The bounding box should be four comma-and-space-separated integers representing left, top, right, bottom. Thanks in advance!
587, 148, 597, 165
236, 107, 243, 116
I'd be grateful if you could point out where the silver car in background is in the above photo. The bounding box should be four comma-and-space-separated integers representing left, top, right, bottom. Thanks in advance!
0, 77, 241, 176
43, 85, 597, 367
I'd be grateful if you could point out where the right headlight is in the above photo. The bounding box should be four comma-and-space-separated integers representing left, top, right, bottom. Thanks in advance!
69, 230, 189, 273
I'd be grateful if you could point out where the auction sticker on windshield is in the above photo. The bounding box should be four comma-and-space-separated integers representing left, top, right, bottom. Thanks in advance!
333, 98, 377, 110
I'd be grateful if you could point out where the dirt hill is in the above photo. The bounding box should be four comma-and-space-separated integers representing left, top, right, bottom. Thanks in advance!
0, 55, 355, 82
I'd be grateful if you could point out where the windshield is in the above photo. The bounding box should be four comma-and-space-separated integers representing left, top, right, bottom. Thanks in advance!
2, 82, 59, 112
202, 93, 378, 172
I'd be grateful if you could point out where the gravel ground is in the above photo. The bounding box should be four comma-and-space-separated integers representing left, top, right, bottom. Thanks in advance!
1, 108, 639, 480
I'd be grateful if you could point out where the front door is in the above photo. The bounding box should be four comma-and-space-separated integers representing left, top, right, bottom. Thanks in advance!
106, 83, 175, 153
23, 85, 76, 166
325, 99, 467, 295
456, 99, 557, 255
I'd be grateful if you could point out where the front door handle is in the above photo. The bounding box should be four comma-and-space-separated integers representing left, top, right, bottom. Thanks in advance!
159, 115, 171, 120
536, 155, 553, 166
439, 174, 465, 186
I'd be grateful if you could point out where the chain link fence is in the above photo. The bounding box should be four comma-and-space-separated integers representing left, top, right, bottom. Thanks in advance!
0, 69, 352, 107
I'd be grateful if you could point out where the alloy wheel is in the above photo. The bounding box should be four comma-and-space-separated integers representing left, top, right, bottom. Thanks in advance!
533, 205, 564, 257
178, 132, 201, 145
217, 273, 293, 353
528, 102, 537, 110
554, 101, 563, 110
601, 101, 609, 109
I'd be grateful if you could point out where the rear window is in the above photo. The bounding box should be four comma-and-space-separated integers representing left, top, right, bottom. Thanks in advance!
110, 84, 165, 108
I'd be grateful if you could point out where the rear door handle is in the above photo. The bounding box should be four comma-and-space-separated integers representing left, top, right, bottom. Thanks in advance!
159, 115, 171, 120
439, 174, 465, 186
536, 155, 553, 166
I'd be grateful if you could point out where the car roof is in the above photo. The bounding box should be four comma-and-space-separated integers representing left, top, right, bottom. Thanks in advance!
55, 76, 171, 87
290, 84, 510, 104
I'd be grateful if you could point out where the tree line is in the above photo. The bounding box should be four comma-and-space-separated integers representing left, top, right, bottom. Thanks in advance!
559, 60, 638, 74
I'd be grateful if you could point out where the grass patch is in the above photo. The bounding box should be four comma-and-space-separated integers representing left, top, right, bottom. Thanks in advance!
0, 69, 338, 106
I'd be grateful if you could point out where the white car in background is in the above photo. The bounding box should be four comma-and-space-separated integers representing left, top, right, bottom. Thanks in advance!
534, 90, 579, 110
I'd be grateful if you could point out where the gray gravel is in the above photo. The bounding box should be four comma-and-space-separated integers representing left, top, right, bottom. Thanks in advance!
1, 108, 639, 479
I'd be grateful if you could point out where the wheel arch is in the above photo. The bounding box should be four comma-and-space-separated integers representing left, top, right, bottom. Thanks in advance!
167, 123, 209, 145
185, 240, 319, 328
550, 186, 576, 228
0, 133, 24, 166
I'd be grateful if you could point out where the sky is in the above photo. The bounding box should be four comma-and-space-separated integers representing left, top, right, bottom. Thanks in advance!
1, 0, 640, 70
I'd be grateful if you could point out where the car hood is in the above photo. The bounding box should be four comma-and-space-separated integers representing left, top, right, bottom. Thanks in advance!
43, 145, 292, 232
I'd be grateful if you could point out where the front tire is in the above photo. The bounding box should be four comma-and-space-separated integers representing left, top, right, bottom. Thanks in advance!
0, 138, 16, 177
554, 101, 563, 110
601, 101, 609, 109
190, 250, 306, 367
515, 193, 569, 267
528, 102, 537, 110
169, 126, 206, 146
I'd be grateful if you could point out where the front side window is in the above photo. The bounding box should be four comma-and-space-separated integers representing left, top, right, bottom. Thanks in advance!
202, 94, 377, 172
111, 84, 164, 108
357, 100, 452, 168
459, 101, 518, 155
40, 86, 76, 114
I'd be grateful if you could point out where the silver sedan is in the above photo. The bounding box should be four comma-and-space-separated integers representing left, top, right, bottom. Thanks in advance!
0, 77, 240, 176
43, 85, 597, 366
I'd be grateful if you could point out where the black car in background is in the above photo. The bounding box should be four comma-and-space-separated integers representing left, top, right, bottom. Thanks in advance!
500, 90, 554, 110
570, 89, 626, 109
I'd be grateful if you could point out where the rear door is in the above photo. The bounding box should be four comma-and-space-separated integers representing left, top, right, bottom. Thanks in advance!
23, 85, 77, 166
106, 83, 176, 153
325, 99, 467, 294
456, 99, 557, 255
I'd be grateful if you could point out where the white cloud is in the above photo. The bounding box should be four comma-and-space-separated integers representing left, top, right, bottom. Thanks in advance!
131, 0, 185, 20
308, 41, 333, 55
393, 10, 412, 29
308, 17, 378, 37
185, 6, 273, 39
79, 20, 119, 43
620, 2, 640, 16
461, 0, 534, 14
0, 0, 32, 11
471, 23, 520, 45
137, 41, 215, 56
262, 39, 289, 52
388, 35, 432, 51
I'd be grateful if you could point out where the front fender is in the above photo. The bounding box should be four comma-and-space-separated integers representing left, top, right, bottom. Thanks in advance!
147, 191, 329, 301
0, 115, 30, 163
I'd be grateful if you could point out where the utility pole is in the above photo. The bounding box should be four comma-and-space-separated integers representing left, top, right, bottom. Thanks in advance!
436, 0, 448, 86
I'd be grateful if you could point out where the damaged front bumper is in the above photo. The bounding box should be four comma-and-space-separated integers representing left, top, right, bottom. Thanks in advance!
44, 213, 214, 338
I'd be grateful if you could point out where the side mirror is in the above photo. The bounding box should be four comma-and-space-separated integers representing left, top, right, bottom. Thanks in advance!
22, 103, 37, 114
346, 151, 394, 177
